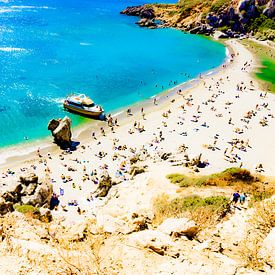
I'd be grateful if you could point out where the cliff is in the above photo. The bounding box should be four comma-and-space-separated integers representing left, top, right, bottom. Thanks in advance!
121, 0, 275, 40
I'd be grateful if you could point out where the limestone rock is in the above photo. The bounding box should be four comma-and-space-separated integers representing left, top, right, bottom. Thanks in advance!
136, 18, 157, 28
39, 208, 53, 223
0, 197, 14, 215
94, 175, 113, 198
0, 173, 53, 215
48, 116, 72, 148
158, 218, 196, 237
96, 213, 130, 234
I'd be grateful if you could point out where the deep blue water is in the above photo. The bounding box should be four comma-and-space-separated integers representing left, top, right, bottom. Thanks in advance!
0, 0, 225, 147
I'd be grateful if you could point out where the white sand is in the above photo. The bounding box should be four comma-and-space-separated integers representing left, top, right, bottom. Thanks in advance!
1, 39, 275, 218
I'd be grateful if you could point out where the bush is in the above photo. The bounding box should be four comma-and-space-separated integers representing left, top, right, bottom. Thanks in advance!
153, 194, 229, 225
14, 204, 39, 214
167, 168, 255, 188
210, 0, 230, 13
14, 204, 41, 219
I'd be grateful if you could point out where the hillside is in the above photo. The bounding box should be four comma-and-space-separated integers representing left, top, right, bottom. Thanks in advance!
122, 0, 275, 40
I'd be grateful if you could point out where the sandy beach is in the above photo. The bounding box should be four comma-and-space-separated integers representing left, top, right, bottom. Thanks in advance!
1, 39, 275, 219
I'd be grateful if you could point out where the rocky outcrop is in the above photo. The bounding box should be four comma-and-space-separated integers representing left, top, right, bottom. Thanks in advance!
0, 198, 14, 215
189, 24, 214, 35
121, 5, 159, 29
94, 175, 113, 198
120, 5, 155, 19
48, 116, 72, 148
136, 18, 157, 28
0, 173, 53, 214
263, 0, 275, 18
121, 0, 274, 40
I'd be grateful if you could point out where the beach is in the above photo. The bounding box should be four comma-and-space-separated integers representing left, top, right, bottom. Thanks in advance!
1, 39, 275, 220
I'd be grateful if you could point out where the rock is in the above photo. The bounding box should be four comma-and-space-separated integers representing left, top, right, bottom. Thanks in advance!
94, 175, 113, 198
263, 0, 275, 18
0, 197, 14, 215
120, 5, 155, 19
157, 218, 196, 238
0, 173, 53, 215
39, 208, 53, 223
96, 213, 130, 234
260, 228, 275, 267
190, 24, 214, 35
20, 177, 53, 207
136, 18, 157, 28
239, 0, 258, 21
129, 165, 147, 177
48, 116, 72, 148
214, 30, 229, 39
19, 173, 38, 185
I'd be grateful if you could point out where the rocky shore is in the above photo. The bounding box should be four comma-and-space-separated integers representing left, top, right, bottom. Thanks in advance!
120, 0, 275, 39
0, 38, 274, 273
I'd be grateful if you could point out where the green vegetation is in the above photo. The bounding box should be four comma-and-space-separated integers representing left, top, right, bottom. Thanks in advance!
167, 168, 275, 201
256, 58, 275, 93
167, 167, 254, 187
14, 204, 40, 214
153, 194, 229, 227
241, 39, 275, 93
246, 14, 275, 33
209, 0, 230, 13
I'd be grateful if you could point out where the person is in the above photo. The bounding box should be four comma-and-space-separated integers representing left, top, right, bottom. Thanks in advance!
50, 193, 60, 210
240, 193, 247, 205
232, 191, 240, 205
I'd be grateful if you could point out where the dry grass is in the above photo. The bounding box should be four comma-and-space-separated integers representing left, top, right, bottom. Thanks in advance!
153, 193, 230, 235
0, 214, 121, 274
239, 198, 275, 270
167, 168, 275, 202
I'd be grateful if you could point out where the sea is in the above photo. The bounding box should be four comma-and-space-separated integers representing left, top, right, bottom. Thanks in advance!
0, 0, 226, 148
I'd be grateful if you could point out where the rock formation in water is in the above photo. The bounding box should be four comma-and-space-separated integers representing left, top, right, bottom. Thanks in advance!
120, 5, 155, 19
121, 5, 157, 29
48, 116, 72, 148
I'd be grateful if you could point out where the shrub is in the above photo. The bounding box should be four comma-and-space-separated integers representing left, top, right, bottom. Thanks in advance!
210, 0, 230, 13
14, 204, 41, 220
14, 204, 39, 214
153, 194, 229, 226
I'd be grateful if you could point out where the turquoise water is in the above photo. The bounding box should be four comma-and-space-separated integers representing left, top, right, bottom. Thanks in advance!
0, 0, 225, 147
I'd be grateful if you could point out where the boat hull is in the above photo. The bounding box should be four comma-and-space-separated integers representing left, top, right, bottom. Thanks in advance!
63, 103, 103, 118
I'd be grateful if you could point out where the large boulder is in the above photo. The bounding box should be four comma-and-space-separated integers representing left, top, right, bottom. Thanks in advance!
0, 198, 14, 215
48, 116, 72, 148
157, 218, 197, 238
0, 173, 53, 215
94, 175, 113, 198
136, 18, 157, 28
239, 0, 258, 21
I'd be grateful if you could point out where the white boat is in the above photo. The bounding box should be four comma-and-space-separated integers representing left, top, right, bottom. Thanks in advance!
63, 94, 104, 118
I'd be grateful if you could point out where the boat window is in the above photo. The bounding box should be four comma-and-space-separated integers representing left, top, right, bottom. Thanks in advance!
83, 103, 95, 107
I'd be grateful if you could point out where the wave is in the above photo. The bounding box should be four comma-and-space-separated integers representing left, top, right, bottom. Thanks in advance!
10, 6, 55, 10
0, 8, 14, 14
80, 42, 92, 46
0, 5, 55, 14
0, 47, 26, 52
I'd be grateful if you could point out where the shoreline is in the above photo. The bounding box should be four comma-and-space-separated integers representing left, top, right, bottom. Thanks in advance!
1, 38, 275, 218
0, 38, 231, 170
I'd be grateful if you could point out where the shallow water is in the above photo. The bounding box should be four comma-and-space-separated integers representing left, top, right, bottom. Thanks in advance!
0, 0, 225, 147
